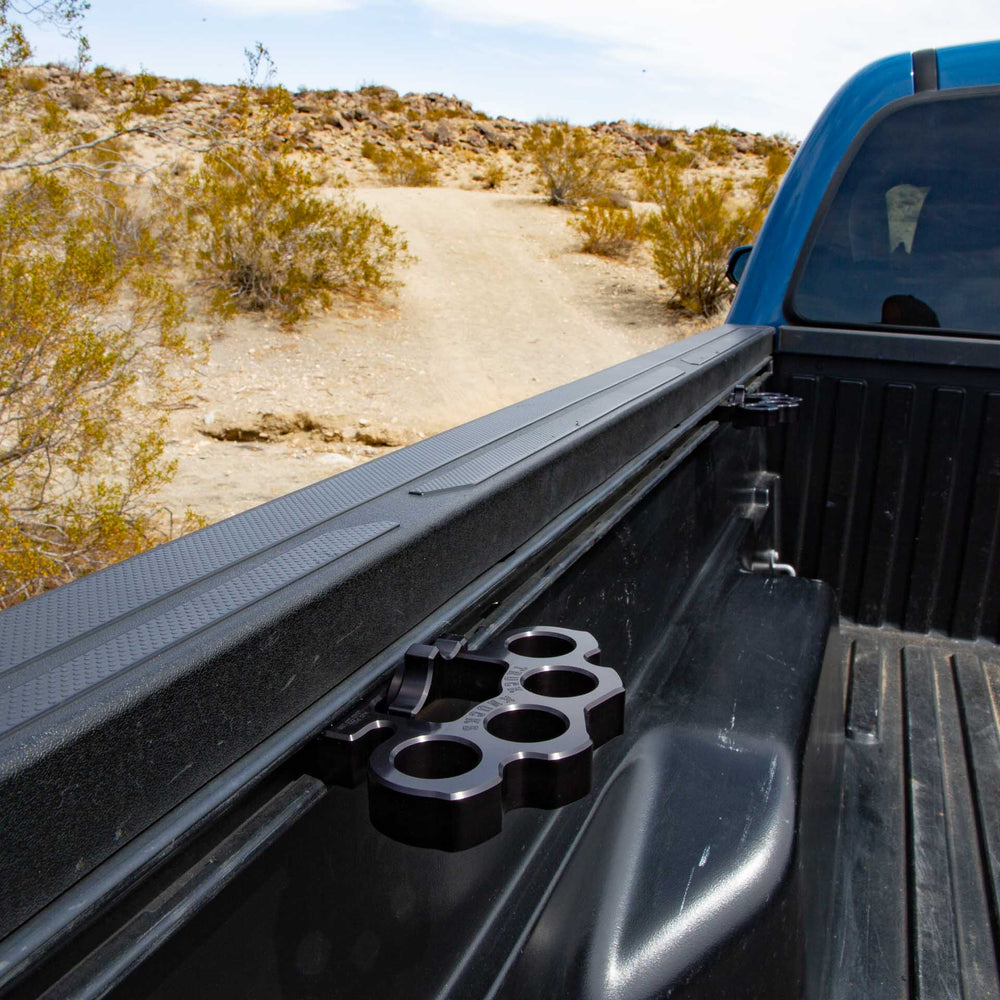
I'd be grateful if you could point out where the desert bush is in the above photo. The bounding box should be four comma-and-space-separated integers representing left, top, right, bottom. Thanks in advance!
635, 152, 694, 203
751, 133, 792, 157
255, 82, 293, 114
0, 10, 313, 603
91, 64, 120, 97
643, 164, 754, 314
66, 87, 89, 109
744, 147, 791, 231
523, 123, 612, 206
0, 169, 193, 606
692, 124, 733, 165
177, 78, 202, 103
570, 199, 644, 258
425, 107, 463, 121
18, 72, 45, 92
38, 96, 67, 132
482, 160, 506, 189
185, 147, 410, 326
364, 144, 438, 186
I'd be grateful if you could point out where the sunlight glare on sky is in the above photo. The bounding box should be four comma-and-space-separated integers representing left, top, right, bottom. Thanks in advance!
21, 0, 1000, 138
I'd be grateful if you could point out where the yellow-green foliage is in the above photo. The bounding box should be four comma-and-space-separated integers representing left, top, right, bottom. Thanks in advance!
127, 69, 171, 116
255, 83, 294, 114
425, 107, 464, 121
18, 73, 45, 92
92, 64, 120, 98
570, 199, 643, 258
635, 151, 695, 202
177, 78, 202, 103
751, 134, 788, 158
744, 147, 791, 231
363, 143, 438, 186
185, 147, 410, 326
481, 160, 506, 189
693, 125, 734, 165
66, 87, 89, 109
0, 171, 192, 606
523, 123, 612, 206
643, 164, 754, 315
38, 97, 67, 133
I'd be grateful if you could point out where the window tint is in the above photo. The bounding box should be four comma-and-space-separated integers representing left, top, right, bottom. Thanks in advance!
791, 92, 1000, 336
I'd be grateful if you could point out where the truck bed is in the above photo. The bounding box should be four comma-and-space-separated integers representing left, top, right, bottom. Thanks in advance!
834, 624, 1000, 999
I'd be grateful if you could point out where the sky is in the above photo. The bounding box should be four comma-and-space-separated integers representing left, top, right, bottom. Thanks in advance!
21, 0, 1000, 139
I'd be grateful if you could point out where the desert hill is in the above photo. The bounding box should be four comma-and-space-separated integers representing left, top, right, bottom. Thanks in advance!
12, 65, 793, 524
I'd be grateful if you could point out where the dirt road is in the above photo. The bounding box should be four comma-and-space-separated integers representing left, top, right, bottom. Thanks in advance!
157, 188, 712, 524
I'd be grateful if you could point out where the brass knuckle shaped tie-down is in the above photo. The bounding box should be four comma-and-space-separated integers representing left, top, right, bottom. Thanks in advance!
716, 384, 802, 428
312, 627, 625, 851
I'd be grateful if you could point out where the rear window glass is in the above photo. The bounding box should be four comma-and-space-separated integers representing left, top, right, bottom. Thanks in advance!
790, 91, 1000, 336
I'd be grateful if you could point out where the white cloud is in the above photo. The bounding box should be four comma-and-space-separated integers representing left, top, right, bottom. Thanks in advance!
199, 0, 355, 13
415, 0, 1000, 134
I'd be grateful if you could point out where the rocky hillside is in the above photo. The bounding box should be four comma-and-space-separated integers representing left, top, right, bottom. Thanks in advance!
8, 64, 794, 196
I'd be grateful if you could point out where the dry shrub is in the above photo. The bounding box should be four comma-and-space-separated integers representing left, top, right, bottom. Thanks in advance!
425, 107, 463, 121
364, 144, 438, 186
523, 123, 612, 206
0, 171, 193, 606
643, 164, 754, 315
693, 124, 734, 165
17, 73, 45, 92
744, 147, 791, 229
482, 160, 506, 189
66, 88, 89, 109
635, 150, 693, 202
185, 147, 410, 326
570, 199, 644, 258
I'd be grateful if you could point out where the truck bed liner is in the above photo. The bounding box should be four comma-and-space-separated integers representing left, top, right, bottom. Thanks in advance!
834, 624, 1000, 999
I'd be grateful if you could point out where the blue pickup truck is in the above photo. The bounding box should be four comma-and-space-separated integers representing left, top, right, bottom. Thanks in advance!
1, 40, 999, 999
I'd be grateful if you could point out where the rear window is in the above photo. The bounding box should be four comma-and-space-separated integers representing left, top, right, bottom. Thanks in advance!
790, 91, 1000, 336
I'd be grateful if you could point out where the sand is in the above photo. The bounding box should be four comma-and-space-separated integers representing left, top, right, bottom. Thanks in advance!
156, 187, 717, 524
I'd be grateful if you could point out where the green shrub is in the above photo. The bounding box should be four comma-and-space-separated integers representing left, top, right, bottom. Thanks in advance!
18, 73, 46, 92
635, 153, 694, 203
128, 72, 172, 116
643, 165, 754, 315
0, 171, 193, 606
482, 160, 506, 189
425, 107, 463, 121
523, 123, 612, 206
751, 133, 790, 157
186, 147, 410, 326
744, 147, 791, 231
693, 125, 733, 164
66, 88, 90, 109
177, 78, 202, 103
363, 144, 438, 186
570, 199, 644, 258
38, 97, 67, 133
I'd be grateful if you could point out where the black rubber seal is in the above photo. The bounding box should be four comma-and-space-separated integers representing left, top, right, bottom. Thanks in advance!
912, 49, 939, 92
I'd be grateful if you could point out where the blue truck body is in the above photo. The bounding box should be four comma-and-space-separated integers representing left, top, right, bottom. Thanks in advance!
731, 39, 1000, 330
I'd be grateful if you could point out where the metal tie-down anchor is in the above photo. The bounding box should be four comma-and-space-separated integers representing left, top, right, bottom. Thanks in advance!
716, 384, 802, 427
309, 627, 625, 851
